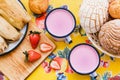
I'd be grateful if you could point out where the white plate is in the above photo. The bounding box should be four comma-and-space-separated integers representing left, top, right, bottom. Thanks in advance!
0, 0, 28, 56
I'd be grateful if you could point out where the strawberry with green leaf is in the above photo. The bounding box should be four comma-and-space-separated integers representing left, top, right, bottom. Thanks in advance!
29, 31, 40, 49
23, 50, 41, 62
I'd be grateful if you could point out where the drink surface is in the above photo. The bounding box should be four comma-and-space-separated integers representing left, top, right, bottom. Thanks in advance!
70, 45, 99, 74
46, 9, 75, 37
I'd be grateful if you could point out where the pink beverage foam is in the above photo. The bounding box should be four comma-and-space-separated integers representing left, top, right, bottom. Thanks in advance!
70, 45, 99, 74
46, 9, 75, 37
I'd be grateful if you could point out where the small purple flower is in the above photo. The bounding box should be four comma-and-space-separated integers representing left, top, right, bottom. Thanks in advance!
61, 5, 68, 9
48, 53, 56, 59
57, 73, 66, 80
47, 5, 54, 13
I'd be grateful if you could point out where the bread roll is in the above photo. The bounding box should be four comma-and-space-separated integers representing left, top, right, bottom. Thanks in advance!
0, 0, 31, 30
99, 19, 120, 55
29, 0, 49, 14
0, 16, 20, 41
109, 0, 120, 19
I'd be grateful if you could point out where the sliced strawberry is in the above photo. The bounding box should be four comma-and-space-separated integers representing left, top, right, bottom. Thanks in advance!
42, 61, 48, 68
36, 14, 46, 29
53, 57, 63, 65
50, 60, 61, 70
39, 43, 53, 53
44, 66, 51, 73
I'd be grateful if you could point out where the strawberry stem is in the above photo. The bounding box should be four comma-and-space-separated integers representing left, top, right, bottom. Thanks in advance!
29, 31, 40, 35
23, 51, 29, 62
49, 58, 54, 67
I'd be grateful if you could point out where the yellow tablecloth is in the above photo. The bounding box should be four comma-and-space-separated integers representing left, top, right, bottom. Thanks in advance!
1, 0, 120, 80
22, 0, 120, 80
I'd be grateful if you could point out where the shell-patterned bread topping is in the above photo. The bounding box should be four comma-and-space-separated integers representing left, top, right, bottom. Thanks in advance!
99, 19, 120, 55
79, 0, 109, 33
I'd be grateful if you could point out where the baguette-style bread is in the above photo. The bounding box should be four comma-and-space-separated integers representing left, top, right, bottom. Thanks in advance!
0, 0, 31, 30
0, 36, 7, 53
0, 16, 20, 41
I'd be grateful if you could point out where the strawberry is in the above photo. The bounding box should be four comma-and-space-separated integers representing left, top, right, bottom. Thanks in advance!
36, 13, 46, 29
53, 57, 64, 66
103, 61, 109, 68
109, 76, 120, 80
50, 60, 61, 70
23, 50, 41, 62
42, 62, 48, 68
53, 57, 68, 73
85, 40, 92, 44
39, 43, 53, 53
44, 66, 51, 73
29, 31, 40, 49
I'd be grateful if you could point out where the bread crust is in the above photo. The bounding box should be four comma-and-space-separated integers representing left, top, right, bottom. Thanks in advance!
109, 0, 120, 18
99, 19, 120, 55
29, 0, 49, 14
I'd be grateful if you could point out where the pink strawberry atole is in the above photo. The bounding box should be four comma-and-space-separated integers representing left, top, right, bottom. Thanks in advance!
69, 44, 99, 74
46, 9, 75, 37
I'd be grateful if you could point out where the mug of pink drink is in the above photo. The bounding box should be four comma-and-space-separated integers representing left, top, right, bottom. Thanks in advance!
68, 43, 100, 79
45, 8, 76, 44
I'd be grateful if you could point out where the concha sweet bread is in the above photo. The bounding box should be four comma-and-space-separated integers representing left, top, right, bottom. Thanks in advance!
79, 0, 109, 33
99, 19, 120, 55
109, 0, 120, 19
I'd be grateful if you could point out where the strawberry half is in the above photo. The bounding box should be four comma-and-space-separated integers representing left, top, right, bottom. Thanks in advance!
50, 60, 61, 70
39, 43, 53, 53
